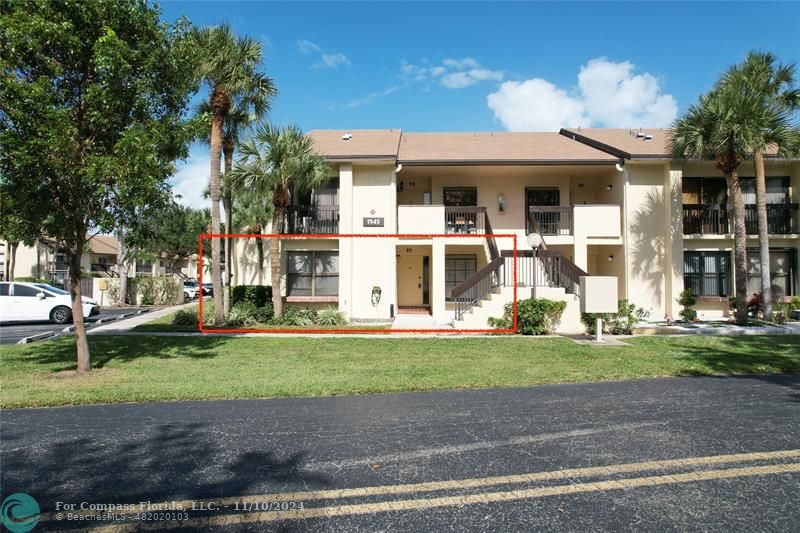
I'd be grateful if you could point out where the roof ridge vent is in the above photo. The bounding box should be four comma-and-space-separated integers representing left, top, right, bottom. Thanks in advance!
341, 132, 352, 142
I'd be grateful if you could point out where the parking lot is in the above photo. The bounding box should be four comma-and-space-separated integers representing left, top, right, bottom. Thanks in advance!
0, 307, 149, 344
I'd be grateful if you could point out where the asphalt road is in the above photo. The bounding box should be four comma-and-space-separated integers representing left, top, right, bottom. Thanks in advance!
2, 375, 799, 531
0, 307, 148, 344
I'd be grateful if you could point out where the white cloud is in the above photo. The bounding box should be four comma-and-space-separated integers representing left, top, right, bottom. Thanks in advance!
339, 56, 503, 110
297, 39, 350, 69
441, 68, 504, 89
171, 157, 209, 210
402, 57, 504, 89
296, 39, 321, 55
487, 57, 677, 131
487, 79, 589, 132
320, 53, 351, 69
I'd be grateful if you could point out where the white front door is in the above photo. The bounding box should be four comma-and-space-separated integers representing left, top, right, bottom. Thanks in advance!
397, 255, 424, 306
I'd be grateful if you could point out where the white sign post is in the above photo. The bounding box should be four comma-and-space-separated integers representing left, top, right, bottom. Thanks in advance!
580, 276, 619, 343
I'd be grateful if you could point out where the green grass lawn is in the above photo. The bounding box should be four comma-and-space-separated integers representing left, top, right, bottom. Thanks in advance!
2, 335, 799, 408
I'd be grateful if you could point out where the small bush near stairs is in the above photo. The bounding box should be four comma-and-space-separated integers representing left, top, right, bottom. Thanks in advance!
488, 298, 567, 335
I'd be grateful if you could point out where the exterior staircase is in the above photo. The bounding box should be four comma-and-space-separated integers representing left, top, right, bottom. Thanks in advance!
451, 210, 587, 333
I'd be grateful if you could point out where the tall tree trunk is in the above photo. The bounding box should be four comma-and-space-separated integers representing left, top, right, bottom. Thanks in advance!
9, 241, 17, 281
209, 91, 226, 325
232, 235, 239, 287
256, 236, 264, 285
69, 237, 91, 373
753, 150, 772, 319
270, 209, 283, 318
116, 226, 128, 306
727, 170, 749, 325
223, 145, 234, 316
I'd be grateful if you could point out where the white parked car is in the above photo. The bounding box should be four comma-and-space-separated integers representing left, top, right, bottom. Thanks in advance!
0, 282, 100, 324
183, 281, 200, 301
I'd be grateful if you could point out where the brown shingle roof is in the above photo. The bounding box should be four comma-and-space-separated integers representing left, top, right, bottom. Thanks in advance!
308, 129, 401, 160
397, 132, 617, 163
560, 128, 670, 159
89, 235, 118, 255
561, 127, 788, 158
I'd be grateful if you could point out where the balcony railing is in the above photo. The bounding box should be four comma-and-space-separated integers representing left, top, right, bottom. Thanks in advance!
682, 204, 799, 235
285, 205, 339, 234
444, 206, 486, 234
528, 206, 573, 236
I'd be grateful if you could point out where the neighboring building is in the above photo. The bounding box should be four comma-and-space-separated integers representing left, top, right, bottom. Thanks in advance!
0, 235, 202, 284
251, 128, 798, 329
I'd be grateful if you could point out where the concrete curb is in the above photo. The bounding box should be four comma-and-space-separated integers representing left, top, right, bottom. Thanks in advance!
16, 331, 56, 344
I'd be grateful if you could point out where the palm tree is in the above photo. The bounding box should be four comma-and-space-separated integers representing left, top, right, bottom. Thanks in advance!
196, 87, 275, 314
721, 52, 800, 319
231, 186, 273, 285
192, 23, 273, 325
669, 87, 767, 324
229, 124, 329, 318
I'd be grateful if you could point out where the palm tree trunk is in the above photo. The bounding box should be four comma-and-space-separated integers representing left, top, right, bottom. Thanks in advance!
223, 146, 234, 316
69, 237, 91, 373
232, 234, 239, 287
256, 235, 264, 285
727, 170, 749, 325
753, 150, 772, 319
209, 91, 225, 326
9, 241, 17, 281
116, 226, 128, 305
270, 209, 283, 318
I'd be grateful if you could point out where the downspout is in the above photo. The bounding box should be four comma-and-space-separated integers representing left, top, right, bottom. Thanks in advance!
620, 160, 631, 304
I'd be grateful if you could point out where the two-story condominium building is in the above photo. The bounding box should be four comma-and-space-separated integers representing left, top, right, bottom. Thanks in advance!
271, 128, 798, 331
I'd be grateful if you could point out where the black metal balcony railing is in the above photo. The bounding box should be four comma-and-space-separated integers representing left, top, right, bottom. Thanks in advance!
682, 204, 799, 235
285, 206, 339, 234
444, 206, 486, 234
527, 206, 573, 236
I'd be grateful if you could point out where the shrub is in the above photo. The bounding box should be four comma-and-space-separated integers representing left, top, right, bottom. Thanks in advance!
316, 308, 347, 326
582, 299, 650, 335
677, 289, 697, 322
488, 298, 567, 335
231, 285, 273, 308
225, 301, 259, 327
15, 276, 51, 283
277, 307, 317, 327
253, 303, 274, 323
133, 277, 181, 306
172, 308, 199, 326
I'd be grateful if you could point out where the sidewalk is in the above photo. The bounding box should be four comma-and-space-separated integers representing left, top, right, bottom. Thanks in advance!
87, 299, 201, 335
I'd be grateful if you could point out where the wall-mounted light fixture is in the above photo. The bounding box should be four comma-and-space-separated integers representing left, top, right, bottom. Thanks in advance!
371, 286, 382, 307
606, 184, 613, 191
607, 255, 614, 262
498, 193, 506, 213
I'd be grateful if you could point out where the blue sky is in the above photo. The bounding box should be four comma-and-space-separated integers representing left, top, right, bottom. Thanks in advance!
163, 1, 800, 207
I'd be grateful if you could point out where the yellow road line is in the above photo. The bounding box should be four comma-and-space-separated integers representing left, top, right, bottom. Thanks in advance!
94, 462, 800, 531
41, 447, 800, 523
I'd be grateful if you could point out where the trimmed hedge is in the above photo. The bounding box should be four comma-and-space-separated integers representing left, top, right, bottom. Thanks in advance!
231, 285, 273, 308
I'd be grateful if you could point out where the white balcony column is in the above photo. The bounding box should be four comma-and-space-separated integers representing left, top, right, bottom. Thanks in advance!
432, 237, 446, 323
338, 163, 354, 317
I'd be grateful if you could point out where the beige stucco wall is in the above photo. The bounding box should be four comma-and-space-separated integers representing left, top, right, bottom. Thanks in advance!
336, 163, 398, 320
623, 161, 673, 318
401, 164, 619, 250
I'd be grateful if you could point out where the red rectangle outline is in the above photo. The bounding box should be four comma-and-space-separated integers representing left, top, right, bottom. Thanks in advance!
198, 233, 517, 334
